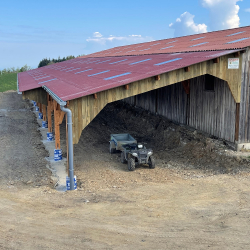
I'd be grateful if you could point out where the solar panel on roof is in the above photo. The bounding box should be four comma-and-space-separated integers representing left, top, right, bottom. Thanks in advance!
88, 70, 110, 77
154, 58, 182, 66
129, 59, 152, 65
190, 42, 209, 47
109, 59, 128, 64
75, 68, 93, 74
38, 78, 57, 84
104, 72, 131, 80
191, 36, 205, 41
227, 31, 245, 37
226, 37, 250, 44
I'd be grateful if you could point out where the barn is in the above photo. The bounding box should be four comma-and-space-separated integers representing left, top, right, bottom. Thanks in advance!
18, 25, 250, 189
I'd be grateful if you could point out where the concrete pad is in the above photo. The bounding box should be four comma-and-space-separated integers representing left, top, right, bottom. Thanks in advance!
33, 105, 68, 191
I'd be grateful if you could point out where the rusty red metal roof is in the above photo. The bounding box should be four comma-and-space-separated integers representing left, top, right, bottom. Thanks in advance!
83, 25, 250, 58
18, 49, 242, 101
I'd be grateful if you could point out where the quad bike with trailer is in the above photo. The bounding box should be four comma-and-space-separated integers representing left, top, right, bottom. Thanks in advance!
109, 134, 155, 171
121, 143, 155, 171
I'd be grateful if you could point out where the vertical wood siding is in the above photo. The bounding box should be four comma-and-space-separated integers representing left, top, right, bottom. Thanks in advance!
189, 76, 236, 142
125, 75, 236, 142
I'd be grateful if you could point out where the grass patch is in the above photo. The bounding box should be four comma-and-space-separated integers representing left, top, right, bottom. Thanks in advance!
0, 73, 17, 92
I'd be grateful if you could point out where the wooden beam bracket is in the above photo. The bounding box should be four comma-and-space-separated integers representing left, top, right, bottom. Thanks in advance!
213, 58, 220, 63
93, 93, 98, 99
124, 84, 129, 90
234, 51, 240, 57
154, 75, 160, 81
184, 66, 190, 72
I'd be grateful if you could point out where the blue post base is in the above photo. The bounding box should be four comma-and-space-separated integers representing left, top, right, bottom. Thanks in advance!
66, 176, 77, 190
47, 132, 53, 141
54, 149, 62, 161
42, 121, 48, 128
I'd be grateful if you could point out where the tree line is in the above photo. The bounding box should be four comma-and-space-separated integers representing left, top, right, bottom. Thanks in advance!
0, 64, 32, 75
38, 54, 84, 68
0, 54, 85, 75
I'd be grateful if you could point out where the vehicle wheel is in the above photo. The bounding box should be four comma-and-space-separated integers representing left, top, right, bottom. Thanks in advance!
128, 158, 135, 171
110, 142, 116, 154
121, 151, 126, 163
148, 156, 155, 169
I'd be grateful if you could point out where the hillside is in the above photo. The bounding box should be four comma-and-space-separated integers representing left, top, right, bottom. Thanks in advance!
0, 72, 17, 92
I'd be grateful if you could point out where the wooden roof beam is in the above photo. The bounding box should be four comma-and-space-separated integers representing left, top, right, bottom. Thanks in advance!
93, 93, 98, 99
184, 66, 190, 72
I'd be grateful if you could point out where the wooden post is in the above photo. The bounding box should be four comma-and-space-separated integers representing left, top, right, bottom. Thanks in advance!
54, 101, 61, 149
42, 104, 47, 121
47, 94, 53, 133
235, 103, 240, 142
38, 103, 42, 113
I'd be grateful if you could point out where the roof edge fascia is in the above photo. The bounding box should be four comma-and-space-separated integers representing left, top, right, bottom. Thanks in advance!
42, 85, 67, 106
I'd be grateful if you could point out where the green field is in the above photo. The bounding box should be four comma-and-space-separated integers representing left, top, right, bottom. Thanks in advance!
0, 73, 17, 92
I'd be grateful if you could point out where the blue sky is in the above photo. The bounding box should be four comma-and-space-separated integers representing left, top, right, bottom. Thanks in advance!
0, 0, 249, 70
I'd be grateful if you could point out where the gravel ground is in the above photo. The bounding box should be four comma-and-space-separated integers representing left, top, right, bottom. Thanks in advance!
1, 92, 250, 250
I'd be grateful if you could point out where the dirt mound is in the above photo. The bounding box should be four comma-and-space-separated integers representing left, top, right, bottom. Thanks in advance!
73, 101, 250, 187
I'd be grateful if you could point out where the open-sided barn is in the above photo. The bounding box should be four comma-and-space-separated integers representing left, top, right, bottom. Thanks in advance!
18, 26, 250, 188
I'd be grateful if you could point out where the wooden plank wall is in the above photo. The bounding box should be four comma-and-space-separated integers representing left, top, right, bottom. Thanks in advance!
239, 48, 250, 143
188, 76, 236, 142
157, 83, 187, 124
125, 75, 236, 142
22, 88, 47, 105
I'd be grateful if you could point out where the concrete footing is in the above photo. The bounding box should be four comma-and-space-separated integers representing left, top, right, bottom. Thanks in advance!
33, 104, 67, 191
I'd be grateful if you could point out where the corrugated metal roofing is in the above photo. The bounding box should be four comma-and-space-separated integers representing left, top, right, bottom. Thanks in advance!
83, 25, 250, 58
18, 49, 242, 101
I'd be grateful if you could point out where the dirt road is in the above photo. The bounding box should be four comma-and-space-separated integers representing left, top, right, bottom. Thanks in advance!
1, 92, 250, 250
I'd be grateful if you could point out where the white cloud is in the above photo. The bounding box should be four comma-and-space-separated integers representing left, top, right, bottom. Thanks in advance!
169, 12, 207, 37
245, 8, 250, 12
86, 33, 153, 45
201, 0, 242, 30
93, 32, 102, 38
84, 33, 154, 56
